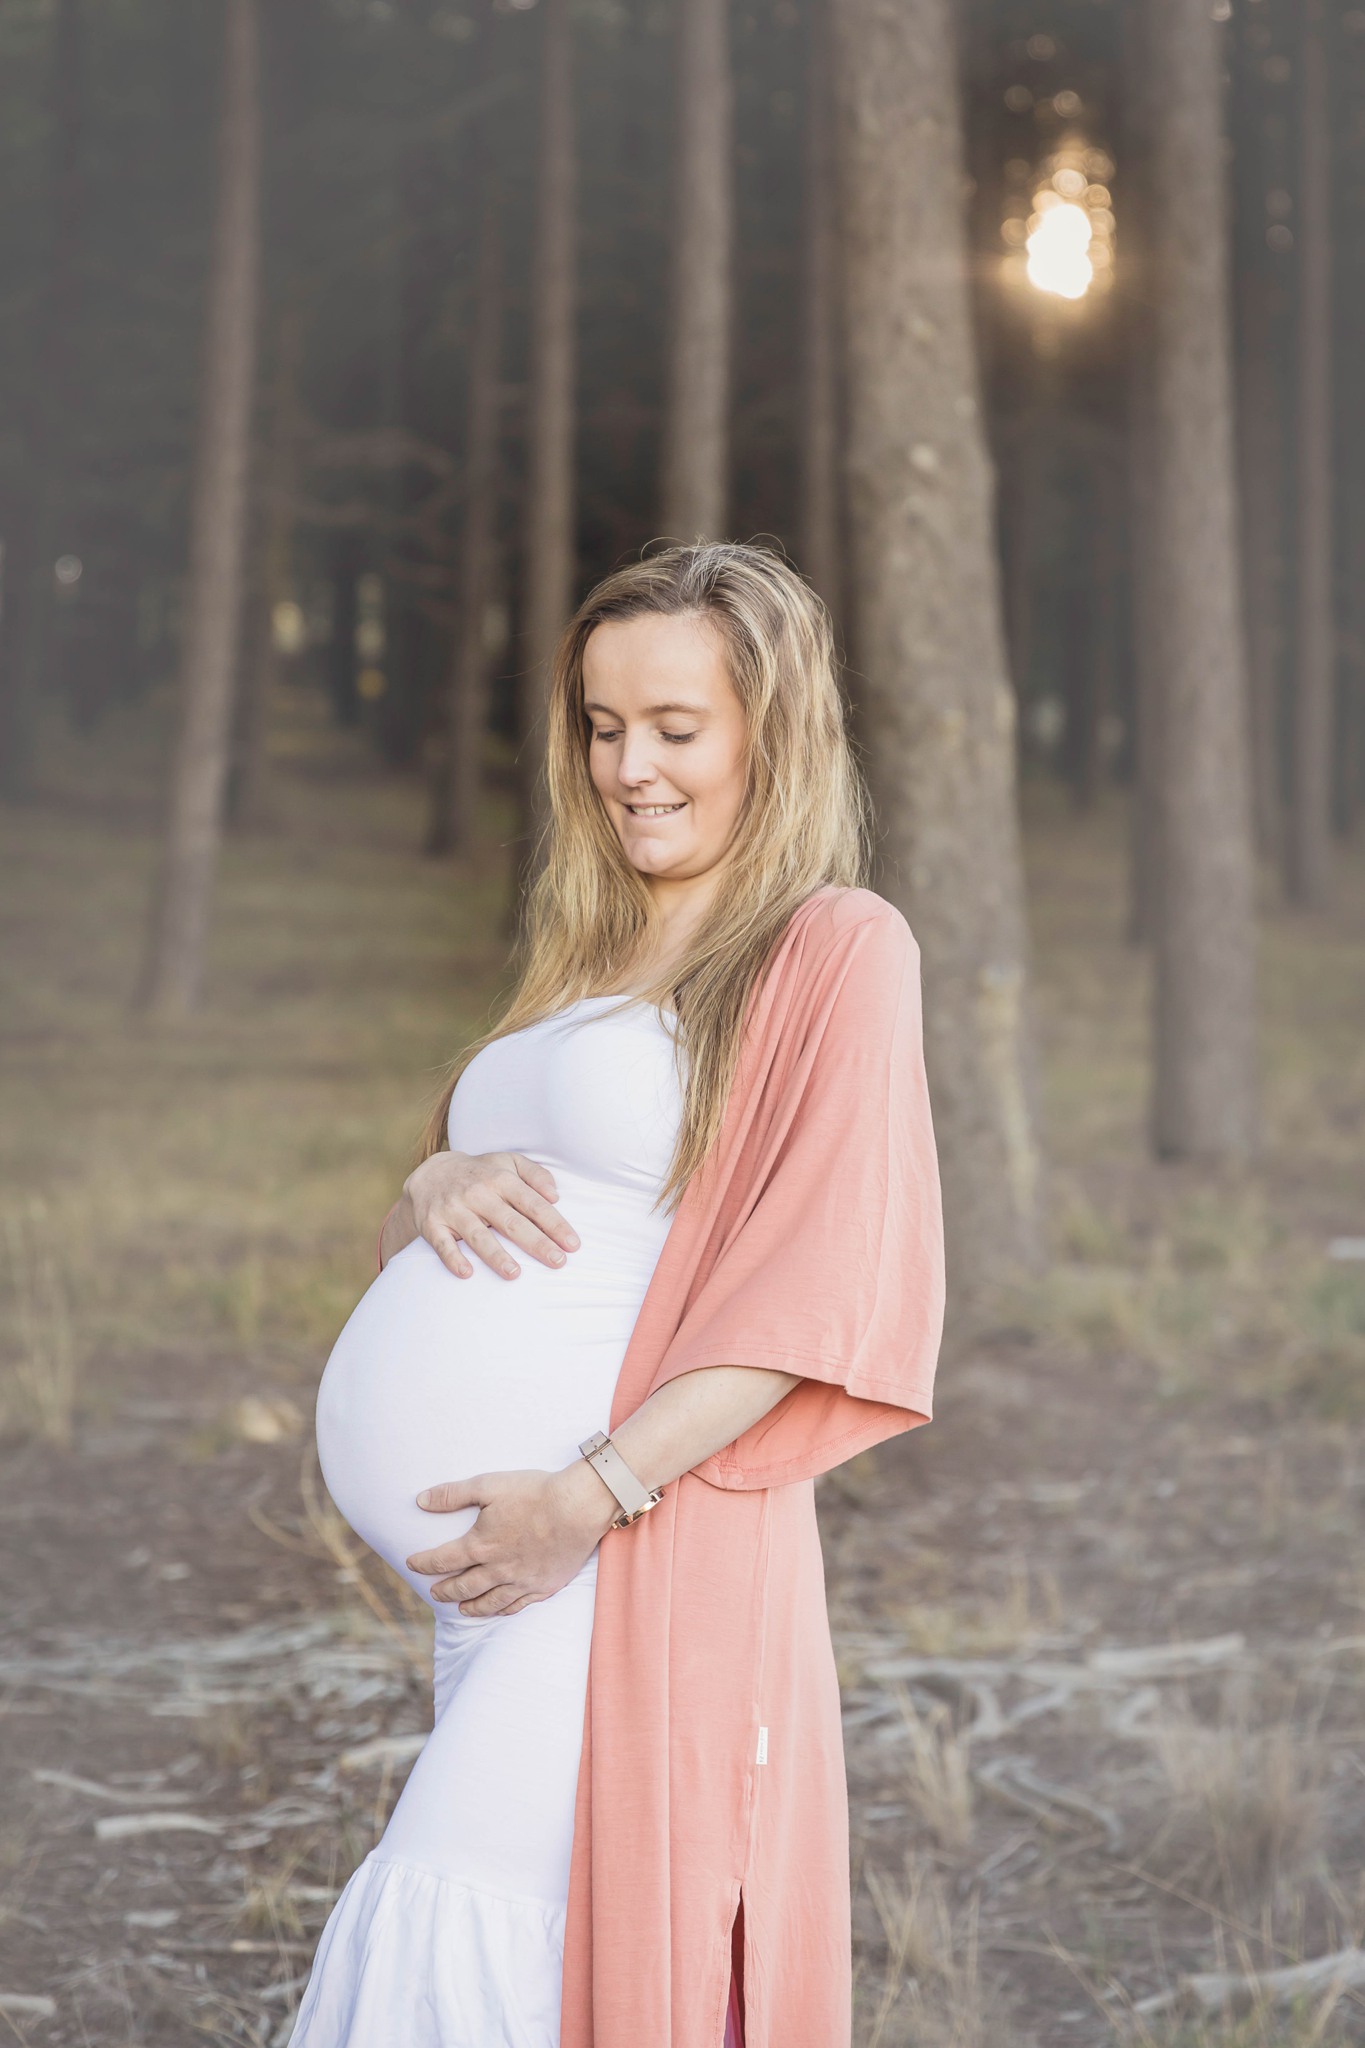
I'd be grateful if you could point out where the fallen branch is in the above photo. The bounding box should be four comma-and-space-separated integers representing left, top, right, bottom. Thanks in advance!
0, 1994, 57, 2019
94, 1812, 225, 1842
973, 1755, 1125, 1852
1132, 1947, 1365, 2017
338, 1732, 428, 1775
32, 1768, 192, 1806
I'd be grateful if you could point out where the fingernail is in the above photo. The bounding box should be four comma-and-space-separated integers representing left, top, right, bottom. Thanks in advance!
416, 1490, 432, 1509
550, 1250, 565, 1266
566, 1233, 580, 1250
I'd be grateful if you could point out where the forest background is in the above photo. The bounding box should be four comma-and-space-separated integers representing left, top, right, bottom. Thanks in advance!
2, 0, 1365, 2044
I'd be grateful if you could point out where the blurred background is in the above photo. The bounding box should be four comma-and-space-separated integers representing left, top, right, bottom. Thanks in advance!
2, 0, 1364, 2042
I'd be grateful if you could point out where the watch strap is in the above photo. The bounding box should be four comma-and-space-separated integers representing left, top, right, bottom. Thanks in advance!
578, 1429, 663, 1527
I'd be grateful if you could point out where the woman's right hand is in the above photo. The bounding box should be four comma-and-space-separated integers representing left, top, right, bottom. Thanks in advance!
400, 1151, 581, 1281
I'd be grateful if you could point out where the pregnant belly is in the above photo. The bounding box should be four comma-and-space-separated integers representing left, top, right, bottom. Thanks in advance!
315, 1229, 662, 1607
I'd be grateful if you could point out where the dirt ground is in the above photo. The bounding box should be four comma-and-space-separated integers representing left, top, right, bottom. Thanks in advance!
2, 690, 1364, 2047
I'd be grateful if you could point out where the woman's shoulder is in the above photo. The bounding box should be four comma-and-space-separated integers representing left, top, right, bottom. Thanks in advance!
797, 884, 917, 952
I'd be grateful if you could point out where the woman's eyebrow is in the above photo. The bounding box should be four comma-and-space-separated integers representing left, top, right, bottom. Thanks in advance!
582, 699, 709, 717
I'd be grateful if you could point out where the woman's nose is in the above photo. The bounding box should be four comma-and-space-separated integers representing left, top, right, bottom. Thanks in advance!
618, 737, 658, 788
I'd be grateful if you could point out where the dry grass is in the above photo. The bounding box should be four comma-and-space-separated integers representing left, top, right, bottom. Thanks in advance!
855, 1853, 1018, 2048
0, 1197, 81, 1445
0, 685, 517, 1428
890, 1688, 975, 1855
1139, 1687, 1328, 1913
1017, 781, 1365, 1419
234, 1858, 308, 1944
245, 1444, 432, 1669
994, 1179, 1365, 1420
877, 1556, 1059, 1660
1130, 2007, 1360, 2048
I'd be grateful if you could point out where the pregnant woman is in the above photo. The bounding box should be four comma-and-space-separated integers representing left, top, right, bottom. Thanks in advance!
290, 541, 946, 2048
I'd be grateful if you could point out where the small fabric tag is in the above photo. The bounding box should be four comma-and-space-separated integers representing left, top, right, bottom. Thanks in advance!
756, 1725, 769, 1766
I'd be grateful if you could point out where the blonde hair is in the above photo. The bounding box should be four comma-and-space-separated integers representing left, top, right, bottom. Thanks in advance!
417, 540, 872, 1209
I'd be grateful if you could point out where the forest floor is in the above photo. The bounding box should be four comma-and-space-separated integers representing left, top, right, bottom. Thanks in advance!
2, 678, 1365, 2048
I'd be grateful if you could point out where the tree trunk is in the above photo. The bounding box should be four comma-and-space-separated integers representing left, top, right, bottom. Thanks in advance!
429, 179, 503, 858
1339, 0, 1365, 840
1126, 346, 1163, 948
798, 0, 842, 626
137, 0, 261, 1016
328, 536, 362, 731
1286, 0, 1334, 906
1231, 0, 1287, 869
0, 0, 85, 797
1235, 257, 1286, 867
1340, 255, 1365, 839
1062, 519, 1099, 811
659, 0, 732, 542
517, 0, 576, 857
229, 295, 304, 831
1000, 411, 1042, 718
1145, 0, 1259, 1158
832, 0, 1046, 1302
1091, 455, 1123, 800
1122, 0, 1163, 947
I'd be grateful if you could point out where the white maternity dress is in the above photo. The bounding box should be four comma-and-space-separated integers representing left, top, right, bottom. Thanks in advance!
291, 995, 685, 2048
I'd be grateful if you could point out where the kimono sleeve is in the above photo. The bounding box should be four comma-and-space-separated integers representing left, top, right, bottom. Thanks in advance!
656, 906, 946, 1490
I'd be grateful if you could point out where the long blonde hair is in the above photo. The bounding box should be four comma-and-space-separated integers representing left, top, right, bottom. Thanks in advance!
417, 540, 872, 1209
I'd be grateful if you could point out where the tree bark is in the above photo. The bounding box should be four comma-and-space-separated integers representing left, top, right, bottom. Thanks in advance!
229, 294, 304, 831
1121, 0, 1163, 947
1145, 0, 1259, 1158
659, 0, 732, 542
1235, 258, 1286, 867
328, 536, 362, 731
1340, 261, 1365, 839
1231, 0, 1287, 869
798, 0, 842, 627
1126, 337, 1163, 948
0, 0, 85, 797
832, 0, 1046, 1300
1286, 0, 1334, 905
137, 0, 261, 1016
429, 179, 503, 857
517, 0, 576, 855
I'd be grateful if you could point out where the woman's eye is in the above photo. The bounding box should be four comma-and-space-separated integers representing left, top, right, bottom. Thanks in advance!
591, 728, 621, 743
661, 731, 697, 745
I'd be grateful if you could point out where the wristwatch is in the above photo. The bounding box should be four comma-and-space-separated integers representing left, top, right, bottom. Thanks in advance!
578, 1430, 664, 1529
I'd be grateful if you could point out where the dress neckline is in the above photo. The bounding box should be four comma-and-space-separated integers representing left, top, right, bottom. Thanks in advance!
567, 993, 678, 1022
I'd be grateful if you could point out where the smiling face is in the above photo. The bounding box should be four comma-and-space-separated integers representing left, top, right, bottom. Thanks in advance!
581, 612, 750, 889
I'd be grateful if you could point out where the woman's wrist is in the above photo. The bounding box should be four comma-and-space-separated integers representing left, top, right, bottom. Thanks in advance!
554, 1453, 622, 1540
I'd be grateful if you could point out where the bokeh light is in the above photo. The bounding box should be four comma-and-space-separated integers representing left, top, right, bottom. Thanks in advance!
271, 599, 307, 655
1027, 199, 1093, 298
999, 138, 1117, 305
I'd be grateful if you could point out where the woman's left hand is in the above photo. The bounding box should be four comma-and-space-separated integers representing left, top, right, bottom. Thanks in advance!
406, 1461, 618, 1616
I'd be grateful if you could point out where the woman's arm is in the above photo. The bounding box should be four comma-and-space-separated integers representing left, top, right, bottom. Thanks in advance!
405, 1362, 802, 1616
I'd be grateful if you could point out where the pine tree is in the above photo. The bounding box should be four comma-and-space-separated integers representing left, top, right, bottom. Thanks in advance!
659, 0, 732, 542
138, 0, 262, 1015
832, 0, 1046, 1297
1144, 0, 1259, 1157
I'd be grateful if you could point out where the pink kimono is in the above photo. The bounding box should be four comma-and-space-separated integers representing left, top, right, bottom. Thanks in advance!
560, 884, 947, 2047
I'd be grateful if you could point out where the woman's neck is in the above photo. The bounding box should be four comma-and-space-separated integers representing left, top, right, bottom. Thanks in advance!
642, 865, 724, 972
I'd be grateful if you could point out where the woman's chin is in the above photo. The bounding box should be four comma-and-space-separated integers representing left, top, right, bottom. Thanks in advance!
621, 836, 691, 876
